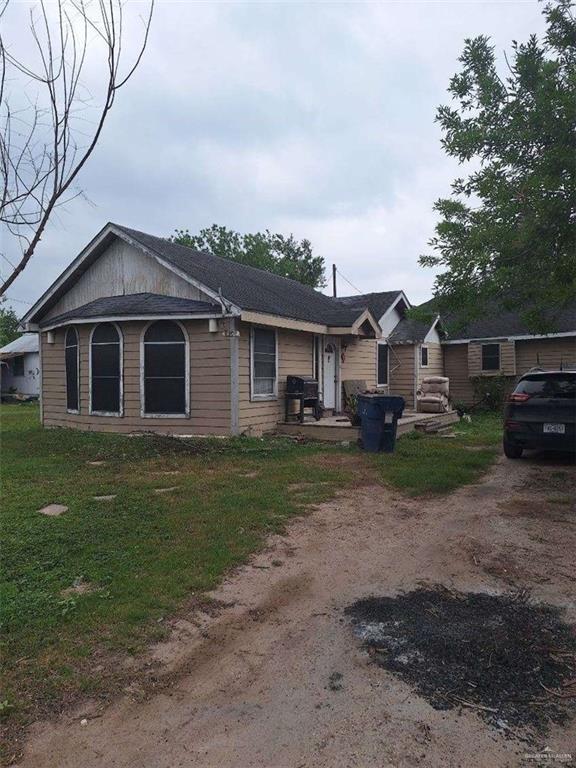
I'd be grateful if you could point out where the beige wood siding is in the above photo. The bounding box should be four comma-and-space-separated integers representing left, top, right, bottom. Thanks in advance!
41, 319, 231, 435
442, 337, 576, 407
44, 239, 215, 321
340, 337, 377, 389
516, 337, 576, 374
418, 342, 443, 385
238, 322, 314, 435
443, 343, 475, 405
468, 340, 516, 377
389, 344, 416, 409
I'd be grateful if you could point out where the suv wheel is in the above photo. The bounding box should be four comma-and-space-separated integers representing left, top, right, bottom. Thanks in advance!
503, 438, 523, 459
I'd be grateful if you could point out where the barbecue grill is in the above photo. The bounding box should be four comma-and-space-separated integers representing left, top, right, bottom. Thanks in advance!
285, 375, 321, 423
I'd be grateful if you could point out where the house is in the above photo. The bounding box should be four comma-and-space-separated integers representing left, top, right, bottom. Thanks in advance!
442, 305, 576, 405
20, 223, 382, 436
22, 222, 573, 432
0, 334, 40, 398
336, 291, 444, 409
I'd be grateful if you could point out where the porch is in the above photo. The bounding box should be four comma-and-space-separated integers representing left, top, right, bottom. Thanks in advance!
276, 409, 460, 442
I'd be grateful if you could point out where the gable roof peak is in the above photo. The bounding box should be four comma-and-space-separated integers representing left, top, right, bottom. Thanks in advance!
23, 222, 379, 330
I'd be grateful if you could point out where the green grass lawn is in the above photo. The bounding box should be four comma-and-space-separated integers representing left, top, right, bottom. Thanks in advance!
0, 404, 501, 750
371, 414, 502, 495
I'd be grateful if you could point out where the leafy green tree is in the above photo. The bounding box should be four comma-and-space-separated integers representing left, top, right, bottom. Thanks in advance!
170, 225, 326, 289
421, 0, 576, 332
0, 301, 20, 348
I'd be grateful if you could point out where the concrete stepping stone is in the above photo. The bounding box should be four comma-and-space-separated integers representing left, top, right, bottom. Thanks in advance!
87, 461, 106, 466
61, 578, 98, 596
92, 495, 117, 501
38, 503, 68, 517
154, 486, 179, 494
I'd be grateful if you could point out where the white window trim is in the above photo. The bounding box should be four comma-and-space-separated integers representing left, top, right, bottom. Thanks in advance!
65, 326, 80, 414
481, 342, 501, 373
89, 322, 124, 417
376, 341, 389, 387
140, 320, 190, 419
250, 325, 278, 402
420, 345, 429, 368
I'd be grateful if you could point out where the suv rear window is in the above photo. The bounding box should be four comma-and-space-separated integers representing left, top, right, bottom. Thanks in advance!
515, 374, 576, 399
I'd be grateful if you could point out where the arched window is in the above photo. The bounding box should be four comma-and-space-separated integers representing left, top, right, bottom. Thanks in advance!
90, 323, 122, 415
65, 327, 79, 412
143, 321, 187, 415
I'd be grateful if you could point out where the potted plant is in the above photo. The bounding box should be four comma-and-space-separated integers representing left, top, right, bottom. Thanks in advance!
344, 392, 361, 426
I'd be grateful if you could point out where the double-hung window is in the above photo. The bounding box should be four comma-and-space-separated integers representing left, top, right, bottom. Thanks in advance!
251, 327, 277, 399
481, 343, 500, 372
65, 327, 79, 412
90, 323, 122, 414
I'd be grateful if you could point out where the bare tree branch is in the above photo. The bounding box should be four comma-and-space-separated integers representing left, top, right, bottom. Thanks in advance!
0, 0, 154, 297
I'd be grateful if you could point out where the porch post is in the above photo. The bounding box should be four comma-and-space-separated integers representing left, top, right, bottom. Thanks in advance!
228, 317, 240, 435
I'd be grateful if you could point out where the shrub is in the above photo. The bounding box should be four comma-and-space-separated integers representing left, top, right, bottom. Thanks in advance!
470, 375, 516, 411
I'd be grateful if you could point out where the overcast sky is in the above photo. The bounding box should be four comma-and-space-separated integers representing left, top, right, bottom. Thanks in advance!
3, 0, 545, 314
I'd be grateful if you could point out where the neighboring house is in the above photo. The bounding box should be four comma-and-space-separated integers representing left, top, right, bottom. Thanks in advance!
442, 306, 576, 405
20, 223, 381, 436
0, 334, 40, 398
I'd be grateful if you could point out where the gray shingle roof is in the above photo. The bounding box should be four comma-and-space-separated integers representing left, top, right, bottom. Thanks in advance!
388, 317, 436, 344
336, 291, 403, 320
440, 304, 576, 340
0, 333, 39, 357
40, 293, 221, 328
113, 225, 366, 327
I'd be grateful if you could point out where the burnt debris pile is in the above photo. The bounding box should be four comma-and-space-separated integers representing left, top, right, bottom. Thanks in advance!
346, 587, 576, 732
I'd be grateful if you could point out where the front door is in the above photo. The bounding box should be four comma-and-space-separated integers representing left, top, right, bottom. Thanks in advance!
323, 338, 338, 410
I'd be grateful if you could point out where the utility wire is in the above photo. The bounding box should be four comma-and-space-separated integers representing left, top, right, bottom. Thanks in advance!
1, 253, 17, 270
335, 267, 363, 296
3, 295, 32, 306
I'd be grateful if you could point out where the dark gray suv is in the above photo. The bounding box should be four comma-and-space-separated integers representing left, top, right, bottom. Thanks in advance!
503, 370, 576, 458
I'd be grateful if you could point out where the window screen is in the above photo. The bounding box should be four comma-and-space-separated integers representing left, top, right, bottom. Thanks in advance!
252, 327, 277, 397
481, 343, 500, 371
12, 356, 24, 377
143, 321, 187, 414
421, 346, 429, 367
91, 323, 121, 413
65, 327, 79, 412
377, 344, 388, 385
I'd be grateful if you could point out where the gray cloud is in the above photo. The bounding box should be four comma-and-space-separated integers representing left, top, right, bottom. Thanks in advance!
2, 0, 545, 311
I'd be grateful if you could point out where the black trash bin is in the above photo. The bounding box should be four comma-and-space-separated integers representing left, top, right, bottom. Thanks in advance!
357, 394, 405, 453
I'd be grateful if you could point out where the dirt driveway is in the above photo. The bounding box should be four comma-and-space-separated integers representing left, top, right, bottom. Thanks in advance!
18, 453, 575, 768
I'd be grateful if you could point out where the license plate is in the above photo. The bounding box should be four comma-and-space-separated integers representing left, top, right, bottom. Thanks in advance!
543, 423, 565, 434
